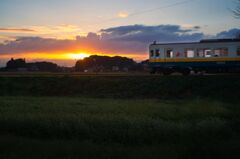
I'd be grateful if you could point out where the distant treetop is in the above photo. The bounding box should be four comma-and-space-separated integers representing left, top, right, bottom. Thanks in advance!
75, 55, 142, 72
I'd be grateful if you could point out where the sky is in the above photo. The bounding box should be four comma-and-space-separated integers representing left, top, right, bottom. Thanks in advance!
0, 0, 239, 66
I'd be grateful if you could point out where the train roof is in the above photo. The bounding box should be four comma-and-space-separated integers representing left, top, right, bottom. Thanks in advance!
150, 39, 240, 46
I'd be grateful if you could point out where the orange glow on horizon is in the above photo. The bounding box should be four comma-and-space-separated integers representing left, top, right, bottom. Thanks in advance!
0, 52, 92, 60
0, 51, 148, 66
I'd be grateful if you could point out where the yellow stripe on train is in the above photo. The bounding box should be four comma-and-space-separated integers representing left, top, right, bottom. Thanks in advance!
149, 57, 240, 63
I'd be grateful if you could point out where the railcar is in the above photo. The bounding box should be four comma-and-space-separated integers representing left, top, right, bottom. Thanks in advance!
149, 39, 240, 75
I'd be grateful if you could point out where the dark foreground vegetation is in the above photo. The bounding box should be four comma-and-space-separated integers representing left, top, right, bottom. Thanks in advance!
0, 75, 239, 101
0, 75, 240, 159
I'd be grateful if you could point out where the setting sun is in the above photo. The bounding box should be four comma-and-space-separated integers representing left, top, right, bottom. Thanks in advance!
66, 52, 90, 60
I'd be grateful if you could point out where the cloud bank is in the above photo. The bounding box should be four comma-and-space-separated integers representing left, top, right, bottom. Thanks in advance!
0, 24, 239, 60
216, 28, 240, 39
100, 24, 204, 42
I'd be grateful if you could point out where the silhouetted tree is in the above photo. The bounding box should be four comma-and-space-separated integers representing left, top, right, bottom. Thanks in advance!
6, 58, 26, 69
5, 58, 61, 72
27, 62, 60, 72
75, 55, 140, 72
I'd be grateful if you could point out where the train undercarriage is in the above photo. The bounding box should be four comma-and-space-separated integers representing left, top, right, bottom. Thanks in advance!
150, 65, 240, 75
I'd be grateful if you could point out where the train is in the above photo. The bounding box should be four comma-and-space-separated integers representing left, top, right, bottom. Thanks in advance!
149, 39, 240, 75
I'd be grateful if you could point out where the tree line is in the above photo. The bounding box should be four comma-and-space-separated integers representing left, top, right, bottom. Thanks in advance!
1, 56, 147, 72
75, 55, 144, 72
2, 58, 62, 72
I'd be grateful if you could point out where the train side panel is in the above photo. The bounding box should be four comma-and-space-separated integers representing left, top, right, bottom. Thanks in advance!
149, 40, 240, 74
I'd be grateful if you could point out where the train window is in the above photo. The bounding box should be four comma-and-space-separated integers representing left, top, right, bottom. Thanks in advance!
237, 48, 240, 56
213, 49, 221, 57
155, 49, 160, 57
150, 50, 154, 57
166, 49, 174, 58
197, 49, 204, 57
214, 48, 228, 57
185, 49, 195, 58
204, 49, 212, 57
197, 49, 212, 57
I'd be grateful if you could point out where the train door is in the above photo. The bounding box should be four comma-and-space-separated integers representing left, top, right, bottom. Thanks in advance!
164, 48, 174, 62
161, 48, 174, 75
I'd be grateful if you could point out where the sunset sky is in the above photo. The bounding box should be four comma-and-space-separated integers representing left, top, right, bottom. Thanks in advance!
0, 0, 239, 66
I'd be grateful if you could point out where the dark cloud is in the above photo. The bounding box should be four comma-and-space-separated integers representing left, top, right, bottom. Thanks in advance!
193, 26, 201, 30
216, 28, 240, 39
101, 25, 191, 35
100, 24, 204, 43
0, 28, 36, 33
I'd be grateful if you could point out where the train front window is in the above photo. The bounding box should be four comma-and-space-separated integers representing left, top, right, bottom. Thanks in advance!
166, 49, 174, 58
237, 48, 240, 56
150, 50, 154, 57
221, 48, 228, 56
155, 49, 160, 57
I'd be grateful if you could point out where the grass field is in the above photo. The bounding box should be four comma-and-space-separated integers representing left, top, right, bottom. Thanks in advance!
0, 75, 239, 100
0, 75, 240, 159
